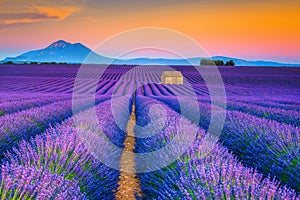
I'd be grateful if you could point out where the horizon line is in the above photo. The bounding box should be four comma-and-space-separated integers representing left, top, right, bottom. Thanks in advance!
1, 39, 300, 65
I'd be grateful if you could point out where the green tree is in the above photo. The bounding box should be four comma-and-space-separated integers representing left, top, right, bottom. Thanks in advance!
214, 60, 225, 66
225, 60, 235, 66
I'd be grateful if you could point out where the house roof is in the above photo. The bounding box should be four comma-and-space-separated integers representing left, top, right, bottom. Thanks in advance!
161, 71, 183, 77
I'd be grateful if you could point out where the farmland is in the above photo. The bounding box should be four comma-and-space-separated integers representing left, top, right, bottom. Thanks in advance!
0, 64, 299, 199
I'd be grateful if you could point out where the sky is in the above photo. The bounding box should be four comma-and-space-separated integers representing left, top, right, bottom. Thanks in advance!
0, 0, 300, 63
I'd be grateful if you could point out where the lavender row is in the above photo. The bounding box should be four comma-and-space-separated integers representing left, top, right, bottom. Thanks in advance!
226, 101, 300, 127
153, 96, 300, 191
0, 94, 71, 116
135, 96, 299, 199
142, 83, 196, 97
141, 139, 299, 199
254, 101, 300, 112
0, 94, 35, 104
0, 93, 68, 103
0, 100, 72, 158
0, 96, 110, 159
236, 98, 300, 112
2, 65, 299, 98
2, 97, 132, 199
177, 140, 298, 199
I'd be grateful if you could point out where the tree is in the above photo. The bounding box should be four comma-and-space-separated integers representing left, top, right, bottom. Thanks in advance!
50, 62, 57, 65
30, 62, 38, 64
214, 60, 225, 66
200, 59, 215, 66
225, 60, 235, 66
4, 61, 14, 64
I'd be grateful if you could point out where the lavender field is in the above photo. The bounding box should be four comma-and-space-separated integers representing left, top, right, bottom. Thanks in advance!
0, 64, 299, 199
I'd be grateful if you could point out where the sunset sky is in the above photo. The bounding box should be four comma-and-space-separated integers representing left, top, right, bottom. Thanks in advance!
0, 0, 299, 63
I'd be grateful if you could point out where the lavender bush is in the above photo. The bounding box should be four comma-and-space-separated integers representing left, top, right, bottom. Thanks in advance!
226, 101, 300, 127
0, 95, 71, 116
0, 163, 84, 199
154, 96, 300, 191
135, 96, 299, 199
0, 100, 73, 158
3, 97, 132, 199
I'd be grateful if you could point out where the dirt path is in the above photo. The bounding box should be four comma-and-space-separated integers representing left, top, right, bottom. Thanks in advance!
115, 103, 142, 199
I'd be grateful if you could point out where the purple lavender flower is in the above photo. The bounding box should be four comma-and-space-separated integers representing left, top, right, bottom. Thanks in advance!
0, 163, 84, 199
135, 96, 299, 199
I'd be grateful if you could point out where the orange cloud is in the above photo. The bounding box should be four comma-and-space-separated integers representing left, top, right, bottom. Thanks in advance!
34, 6, 80, 21
0, 6, 80, 26
0, 18, 44, 25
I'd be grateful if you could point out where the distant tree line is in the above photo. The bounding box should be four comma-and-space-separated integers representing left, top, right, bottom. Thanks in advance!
200, 59, 235, 66
3, 61, 14, 64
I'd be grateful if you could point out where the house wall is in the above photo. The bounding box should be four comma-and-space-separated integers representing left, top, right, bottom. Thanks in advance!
163, 76, 183, 84
177, 77, 183, 84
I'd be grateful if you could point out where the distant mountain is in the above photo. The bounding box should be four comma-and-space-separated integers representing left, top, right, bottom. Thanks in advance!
2, 40, 299, 67
2, 40, 112, 64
